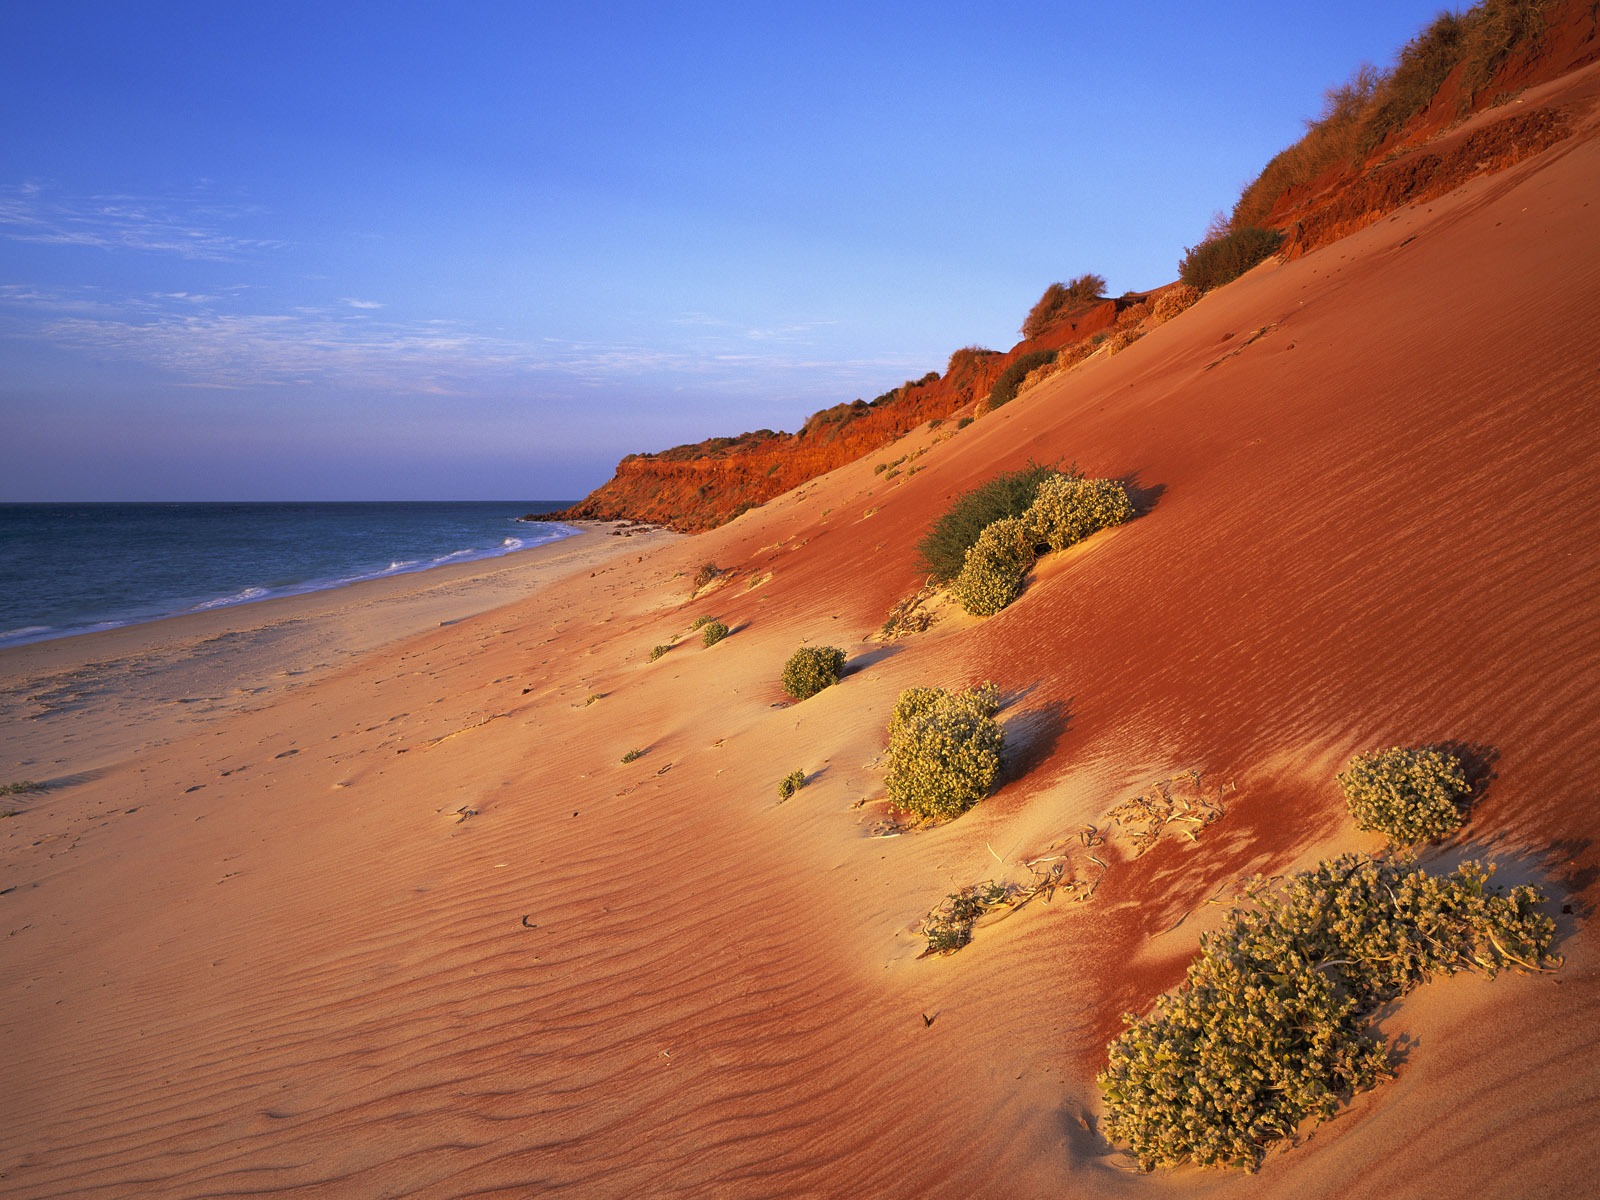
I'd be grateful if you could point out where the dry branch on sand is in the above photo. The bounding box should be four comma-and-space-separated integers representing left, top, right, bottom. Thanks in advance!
1105, 770, 1230, 857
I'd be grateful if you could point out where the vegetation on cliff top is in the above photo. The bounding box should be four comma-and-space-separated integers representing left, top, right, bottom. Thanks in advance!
1229, 0, 1563, 233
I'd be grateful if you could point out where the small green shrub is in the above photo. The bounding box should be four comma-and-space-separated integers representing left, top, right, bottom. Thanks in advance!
0, 780, 43, 797
923, 882, 1010, 954
950, 516, 1035, 616
620, 748, 645, 763
1020, 274, 1107, 339
692, 562, 721, 590
885, 682, 1004, 820
956, 416, 974, 430
700, 620, 730, 647
781, 645, 846, 700
1023, 474, 1133, 552
1337, 746, 1469, 844
915, 461, 1057, 582
649, 643, 672, 662
1099, 854, 1556, 1172
1179, 226, 1283, 292
690, 615, 713, 630
777, 770, 807, 801
986, 348, 1058, 410
584, 693, 604, 705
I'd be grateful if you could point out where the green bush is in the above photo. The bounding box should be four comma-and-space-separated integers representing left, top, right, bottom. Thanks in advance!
1024, 474, 1134, 552
915, 461, 1058, 582
1179, 226, 1284, 292
649, 643, 672, 662
1020, 274, 1107, 339
692, 562, 721, 589
690, 615, 713, 630
1099, 854, 1556, 1172
1358, 12, 1465, 157
950, 516, 1035, 616
923, 882, 1010, 954
700, 620, 730, 647
1337, 746, 1469, 844
781, 645, 846, 700
620, 748, 645, 763
777, 770, 807, 801
1458, 0, 1559, 104
885, 682, 1004, 820
986, 348, 1057, 410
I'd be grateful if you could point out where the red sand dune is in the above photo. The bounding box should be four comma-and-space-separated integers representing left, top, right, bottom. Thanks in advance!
3, 49, 1600, 1200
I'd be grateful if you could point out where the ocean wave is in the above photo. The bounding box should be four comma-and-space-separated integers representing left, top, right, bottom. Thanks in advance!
1, 513, 581, 649
191, 587, 270, 612
0, 620, 129, 648
0, 624, 56, 645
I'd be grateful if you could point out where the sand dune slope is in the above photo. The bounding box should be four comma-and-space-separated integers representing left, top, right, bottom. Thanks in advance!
4, 74, 1600, 1200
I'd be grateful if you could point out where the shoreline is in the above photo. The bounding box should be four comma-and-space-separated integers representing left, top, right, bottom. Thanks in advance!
0, 519, 677, 782
0, 507, 584, 652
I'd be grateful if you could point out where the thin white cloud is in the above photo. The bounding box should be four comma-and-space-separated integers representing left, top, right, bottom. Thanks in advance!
0, 283, 919, 402
340, 297, 383, 309
0, 183, 283, 261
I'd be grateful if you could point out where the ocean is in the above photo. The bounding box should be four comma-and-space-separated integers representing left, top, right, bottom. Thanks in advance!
0, 501, 576, 648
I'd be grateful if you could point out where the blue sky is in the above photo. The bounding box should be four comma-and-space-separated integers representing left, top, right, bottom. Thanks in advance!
2, 1, 1451, 501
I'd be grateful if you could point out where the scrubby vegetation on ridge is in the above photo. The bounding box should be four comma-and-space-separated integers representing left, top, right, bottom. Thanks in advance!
1099, 854, 1558, 1172
1021, 274, 1107, 339
1230, 0, 1565, 234
700, 620, 730, 647
986, 348, 1058, 410
551, 1, 1581, 537
1179, 226, 1284, 292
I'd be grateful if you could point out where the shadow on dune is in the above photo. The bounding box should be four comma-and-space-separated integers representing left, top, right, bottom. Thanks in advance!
1118, 471, 1166, 519
999, 698, 1073, 788
843, 643, 904, 676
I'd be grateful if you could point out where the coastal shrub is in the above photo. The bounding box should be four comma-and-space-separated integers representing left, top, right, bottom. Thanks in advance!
986, 349, 1058, 410
777, 769, 807, 801
923, 881, 1010, 954
692, 562, 721, 590
700, 620, 730, 647
1179, 226, 1284, 292
916, 461, 1058, 582
1021, 274, 1107, 339
1337, 746, 1469, 844
781, 645, 846, 701
649, 643, 672, 662
950, 516, 1036, 617
1024, 474, 1134, 553
1099, 853, 1557, 1172
1232, 65, 1385, 229
620, 748, 645, 763
1359, 12, 1466, 156
0, 780, 43, 797
1458, 0, 1559, 104
690, 615, 713, 630
885, 682, 1004, 820
956, 416, 974, 430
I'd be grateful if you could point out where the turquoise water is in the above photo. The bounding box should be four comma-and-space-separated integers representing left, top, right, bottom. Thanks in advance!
0, 501, 576, 647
